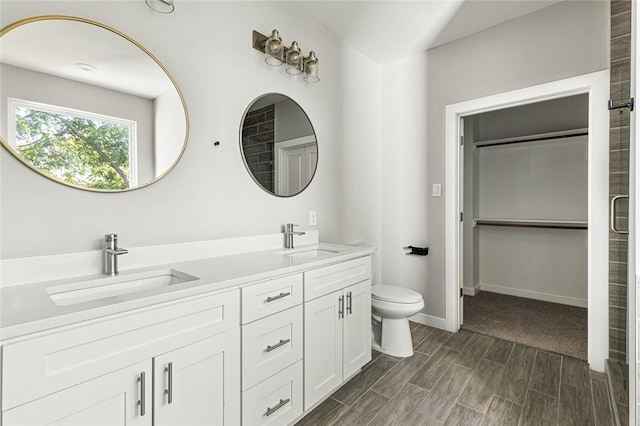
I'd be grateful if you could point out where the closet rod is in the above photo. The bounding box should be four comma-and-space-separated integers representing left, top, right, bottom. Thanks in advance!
475, 219, 588, 230
475, 129, 588, 148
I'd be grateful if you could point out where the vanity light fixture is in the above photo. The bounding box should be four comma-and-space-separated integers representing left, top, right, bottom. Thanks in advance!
252, 29, 320, 83
145, 0, 175, 14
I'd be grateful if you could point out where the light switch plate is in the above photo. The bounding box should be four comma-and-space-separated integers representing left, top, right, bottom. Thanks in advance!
432, 184, 442, 197
309, 210, 317, 226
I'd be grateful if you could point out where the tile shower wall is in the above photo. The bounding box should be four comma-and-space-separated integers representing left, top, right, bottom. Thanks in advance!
242, 104, 275, 192
609, 0, 631, 362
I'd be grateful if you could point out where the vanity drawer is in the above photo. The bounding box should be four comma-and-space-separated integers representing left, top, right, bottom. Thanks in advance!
2, 289, 239, 410
242, 360, 303, 426
242, 273, 303, 324
304, 256, 371, 301
242, 305, 303, 391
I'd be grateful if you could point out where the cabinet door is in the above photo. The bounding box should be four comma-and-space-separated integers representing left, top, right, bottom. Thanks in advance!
154, 328, 241, 426
304, 290, 343, 410
2, 360, 152, 426
343, 280, 372, 379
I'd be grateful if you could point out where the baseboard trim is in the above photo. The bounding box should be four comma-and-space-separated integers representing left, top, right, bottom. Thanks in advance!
478, 283, 587, 308
409, 313, 448, 330
463, 286, 480, 296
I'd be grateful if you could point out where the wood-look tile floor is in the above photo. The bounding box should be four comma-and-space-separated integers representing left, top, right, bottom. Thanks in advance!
296, 322, 616, 426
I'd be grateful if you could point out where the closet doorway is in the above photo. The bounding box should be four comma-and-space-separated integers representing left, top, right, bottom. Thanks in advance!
444, 71, 610, 371
461, 95, 589, 360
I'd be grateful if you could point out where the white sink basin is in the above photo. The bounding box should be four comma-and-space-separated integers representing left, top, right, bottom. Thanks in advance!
47, 269, 198, 306
276, 245, 345, 259
286, 249, 339, 259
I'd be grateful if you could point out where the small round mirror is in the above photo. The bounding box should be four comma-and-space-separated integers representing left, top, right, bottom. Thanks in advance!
240, 94, 317, 197
0, 16, 188, 192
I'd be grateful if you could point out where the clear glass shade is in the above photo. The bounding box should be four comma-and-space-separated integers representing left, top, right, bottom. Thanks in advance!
264, 29, 284, 66
303, 51, 319, 83
285, 41, 303, 75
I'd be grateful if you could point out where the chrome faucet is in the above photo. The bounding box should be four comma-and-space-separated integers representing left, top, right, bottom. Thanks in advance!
104, 233, 128, 275
284, 224, 305, 249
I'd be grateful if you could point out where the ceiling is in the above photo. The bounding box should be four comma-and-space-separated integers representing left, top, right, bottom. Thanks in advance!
295, 0, 563, 64
1, 18, 173, 99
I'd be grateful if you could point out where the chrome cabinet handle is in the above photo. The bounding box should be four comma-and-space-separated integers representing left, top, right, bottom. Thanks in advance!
347, 291, 352, 315
265, 398, 290, 416
339, 295, 344, 319
165, 362, 173, 404
610, 195, 629, 234
266, 292, 291, 303
138, 372, 146, 416
266, 338, 291, 352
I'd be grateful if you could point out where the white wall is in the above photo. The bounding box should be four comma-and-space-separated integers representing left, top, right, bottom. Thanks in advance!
337, 43, 382, 283
274, 98, 314, 142
419, 0, 608, 320
0, 2, 381, 265
0, 63, 155, 183
154, 88, 186, 178
477, 137, 588, 220
380, 52, 431, 315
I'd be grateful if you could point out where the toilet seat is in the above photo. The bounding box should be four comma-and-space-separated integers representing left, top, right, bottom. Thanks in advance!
371, 285, 423, 304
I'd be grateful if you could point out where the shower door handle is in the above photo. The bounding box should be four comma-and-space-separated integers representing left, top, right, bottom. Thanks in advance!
610, 195, 629, 234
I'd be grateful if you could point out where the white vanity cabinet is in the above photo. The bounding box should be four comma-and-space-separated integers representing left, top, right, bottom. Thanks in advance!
1, 288, 241, 426
241, 273, 304, 426
3, 360, 153, 426
303, 257, 372, 411
0, 245, 375, 426
153, 328, 241, 426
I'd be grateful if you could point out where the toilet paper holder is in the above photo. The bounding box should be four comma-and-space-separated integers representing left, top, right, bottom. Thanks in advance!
403, 246, 428, 256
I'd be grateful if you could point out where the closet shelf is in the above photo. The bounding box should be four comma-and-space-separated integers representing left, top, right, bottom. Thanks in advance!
474, 218, 588, 230
474, 128, 588, 148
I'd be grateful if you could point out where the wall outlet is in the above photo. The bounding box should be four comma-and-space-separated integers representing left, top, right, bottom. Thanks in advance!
309, 210, 317, 226
432, 184, 442, 197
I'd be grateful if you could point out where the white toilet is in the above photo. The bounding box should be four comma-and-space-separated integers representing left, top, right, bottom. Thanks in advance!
371, 285, 425, 357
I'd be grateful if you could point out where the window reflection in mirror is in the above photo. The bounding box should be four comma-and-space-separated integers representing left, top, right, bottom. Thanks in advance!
0, 16, 188, 192
240, 94, 317, 197
11, 99, 136, 190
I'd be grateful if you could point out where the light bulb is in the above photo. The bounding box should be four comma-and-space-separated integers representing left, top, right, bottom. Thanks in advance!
269, 39, 281, 53
290, 52, 299, 62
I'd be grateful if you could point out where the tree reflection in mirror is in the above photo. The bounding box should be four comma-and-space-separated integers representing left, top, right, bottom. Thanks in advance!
13, 100, 135, 190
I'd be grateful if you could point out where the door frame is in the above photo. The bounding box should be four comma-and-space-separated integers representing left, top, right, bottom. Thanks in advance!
274, 135, 316, 195
444, 70, 609, 371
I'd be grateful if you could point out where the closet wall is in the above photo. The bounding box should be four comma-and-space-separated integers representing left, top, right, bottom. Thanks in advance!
463, 95, 589, 307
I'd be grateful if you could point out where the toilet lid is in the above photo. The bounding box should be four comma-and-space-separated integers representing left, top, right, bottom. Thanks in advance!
371, 285, 423, 303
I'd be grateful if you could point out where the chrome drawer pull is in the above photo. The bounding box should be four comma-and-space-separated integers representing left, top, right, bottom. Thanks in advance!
164, 362, 173, 404
347, 291, 352, 315
266, 338, 291, 352
339, 295, 344, 318
138, 372, 146, 417
265, 398, 291, 416
266, 292, 291, 303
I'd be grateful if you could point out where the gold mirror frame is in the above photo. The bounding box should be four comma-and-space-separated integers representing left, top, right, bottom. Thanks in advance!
0, 15, 190, 192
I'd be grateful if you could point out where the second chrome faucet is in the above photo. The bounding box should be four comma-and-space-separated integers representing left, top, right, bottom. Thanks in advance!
284, 224, 305, 249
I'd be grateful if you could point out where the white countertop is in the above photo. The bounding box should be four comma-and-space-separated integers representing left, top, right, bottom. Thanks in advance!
0, 243, 375, 341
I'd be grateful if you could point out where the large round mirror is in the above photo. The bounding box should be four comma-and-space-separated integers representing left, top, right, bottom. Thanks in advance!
0, 16, 188, 192
240, 94, 317, 197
